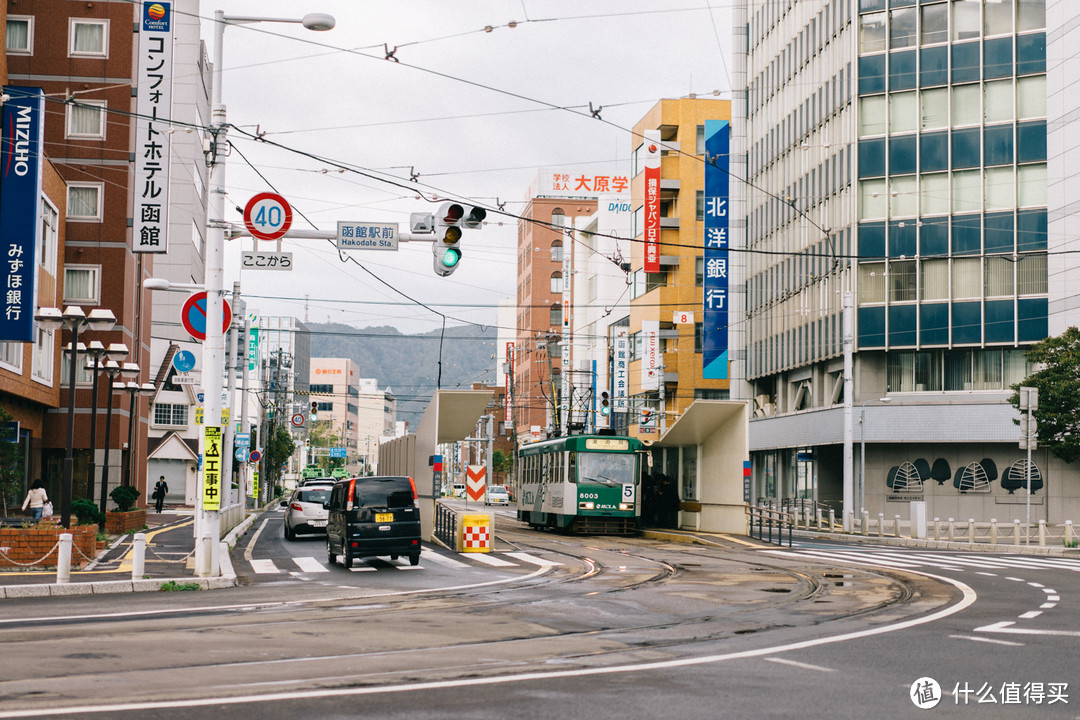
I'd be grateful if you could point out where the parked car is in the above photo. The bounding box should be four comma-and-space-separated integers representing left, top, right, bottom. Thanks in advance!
484, 485, 510, 506
281, 486, 331, 540
452, 483, 466, 499
326, 476, 422, 568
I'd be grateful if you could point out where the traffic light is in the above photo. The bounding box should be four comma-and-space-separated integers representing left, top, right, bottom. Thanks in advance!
431, 202, 486, 277
310, 401, 318, 422
600, 391, 611, 416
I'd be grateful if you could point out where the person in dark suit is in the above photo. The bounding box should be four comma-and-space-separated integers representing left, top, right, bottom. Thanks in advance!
152, 476, 169, 513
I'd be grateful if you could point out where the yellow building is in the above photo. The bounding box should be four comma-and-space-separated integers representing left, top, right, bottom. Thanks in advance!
629, 98, 731, 438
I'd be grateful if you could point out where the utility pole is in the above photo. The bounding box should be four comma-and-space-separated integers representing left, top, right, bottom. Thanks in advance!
221, 282, 241, 505
239, 312, 251, 507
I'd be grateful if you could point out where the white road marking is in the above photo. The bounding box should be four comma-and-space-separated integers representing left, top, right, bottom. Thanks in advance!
292, 557, 329, 574
1005, 577, 1027, 582
0, 569, 975, 718
1041, 588, 1057, 594
1028, 581, 1045, 588
505, 552, 562, 567
465, 553, 517, 567
1018, 610, 1042, 619
1039, 602, 1056, 609
764, 657, 835, 672
249, 559, 279, 574
419, 552, 470, 568
1045, 595, 1059, 602
948, 634, 1024, 647
976, 572, 998, 577
348, 566, 376, 572
976, 621, 1080, 637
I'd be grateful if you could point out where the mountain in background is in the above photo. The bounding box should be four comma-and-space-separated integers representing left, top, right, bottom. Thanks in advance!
307, 322, 499, 427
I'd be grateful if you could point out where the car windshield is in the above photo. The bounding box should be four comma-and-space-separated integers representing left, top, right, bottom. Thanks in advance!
354, 477, 414, 509
577, 452, 636, 485
297, 489, 329, 504
489, 486, 507, 494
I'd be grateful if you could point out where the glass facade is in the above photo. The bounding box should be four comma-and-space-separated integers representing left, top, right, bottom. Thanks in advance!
855, 0, 1047, 351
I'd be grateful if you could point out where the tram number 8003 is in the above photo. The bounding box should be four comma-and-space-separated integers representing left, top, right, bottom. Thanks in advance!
579, 492, 599, 500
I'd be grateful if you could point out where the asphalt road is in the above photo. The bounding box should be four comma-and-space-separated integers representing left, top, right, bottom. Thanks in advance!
0, 518, 1078, 719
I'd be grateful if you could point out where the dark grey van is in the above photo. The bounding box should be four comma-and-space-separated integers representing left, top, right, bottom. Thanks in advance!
326, 476, 422, 568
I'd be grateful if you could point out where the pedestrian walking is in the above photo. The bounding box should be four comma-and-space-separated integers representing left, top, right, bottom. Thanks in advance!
21, 480, 48, 521
152, 476, 169, 513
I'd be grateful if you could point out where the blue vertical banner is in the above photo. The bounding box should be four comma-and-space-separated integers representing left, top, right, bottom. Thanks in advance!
702, 119, 730, 379
0, 87, 44, 342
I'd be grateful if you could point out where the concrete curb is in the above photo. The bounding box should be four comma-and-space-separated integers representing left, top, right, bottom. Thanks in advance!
0, 511, 265, 600
790, 529, 1080, 556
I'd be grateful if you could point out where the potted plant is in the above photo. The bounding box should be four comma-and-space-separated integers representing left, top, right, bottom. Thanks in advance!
105, 486, 145, 534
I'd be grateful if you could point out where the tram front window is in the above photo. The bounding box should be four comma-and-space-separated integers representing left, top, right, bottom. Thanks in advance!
577, 453, 635, 485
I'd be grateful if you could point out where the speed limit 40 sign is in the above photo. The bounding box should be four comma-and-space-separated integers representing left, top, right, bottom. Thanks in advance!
244, 192, 293, 241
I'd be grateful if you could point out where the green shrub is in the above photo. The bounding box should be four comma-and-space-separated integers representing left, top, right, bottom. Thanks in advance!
71, 498, 104, 526
159, 581, 201, 592
110, 485, 141, 512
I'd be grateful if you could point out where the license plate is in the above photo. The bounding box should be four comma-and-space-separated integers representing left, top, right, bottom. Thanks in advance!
310, 520, 326, 527
375, 513, 393, 523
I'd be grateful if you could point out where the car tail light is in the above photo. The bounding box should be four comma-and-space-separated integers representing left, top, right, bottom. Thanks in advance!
290, 503, 303, 512
408, 476, 417, 501
346, 478, 355, 511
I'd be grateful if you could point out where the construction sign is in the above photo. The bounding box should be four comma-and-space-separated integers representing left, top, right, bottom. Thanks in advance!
466, 465, 487, 502
458, 514, 492, 553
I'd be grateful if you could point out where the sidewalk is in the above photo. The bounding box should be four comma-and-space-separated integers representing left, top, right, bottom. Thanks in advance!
0, 506, 250, 599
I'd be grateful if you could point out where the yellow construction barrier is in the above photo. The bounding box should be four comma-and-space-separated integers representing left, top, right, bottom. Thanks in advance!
457, 514, 492, 553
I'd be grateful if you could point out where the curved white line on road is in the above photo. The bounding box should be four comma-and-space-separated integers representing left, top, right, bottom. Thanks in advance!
0, 569, 977, 718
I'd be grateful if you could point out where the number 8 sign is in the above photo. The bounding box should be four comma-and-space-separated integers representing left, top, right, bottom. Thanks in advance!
243, 192, 293, 241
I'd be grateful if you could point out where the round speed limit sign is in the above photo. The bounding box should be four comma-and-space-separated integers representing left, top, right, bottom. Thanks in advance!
243, 192, 293, 241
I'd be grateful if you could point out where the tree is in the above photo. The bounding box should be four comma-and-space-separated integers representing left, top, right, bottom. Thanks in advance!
307, 419, 343, 473
492, 449, 513, 485
1009, 327, 1080, 463
0, 407, 23, 517
265, 424, 297, 486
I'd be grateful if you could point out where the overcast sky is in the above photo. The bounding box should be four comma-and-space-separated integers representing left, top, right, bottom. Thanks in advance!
205, 1, 732, 334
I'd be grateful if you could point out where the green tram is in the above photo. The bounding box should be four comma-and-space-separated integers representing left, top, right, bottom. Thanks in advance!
517, 434, 646, 535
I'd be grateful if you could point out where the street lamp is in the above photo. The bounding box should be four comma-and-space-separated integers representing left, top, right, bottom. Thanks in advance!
859, 396, 892, 519
121, 380, 157, 489
197, 9, 335, 577
83, 342, 128, 505
97, 360, 137, 527
33, 306, 116, 528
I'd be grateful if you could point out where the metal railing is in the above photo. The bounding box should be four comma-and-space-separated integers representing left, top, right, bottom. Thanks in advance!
434, 501, 457, 548
746, 505, 793, 547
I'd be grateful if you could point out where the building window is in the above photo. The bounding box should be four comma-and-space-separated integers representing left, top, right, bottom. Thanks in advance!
694, 322, 703, 353
39, 197, 59, 276
549, 304, 562, 328
550, 209, 565, 228
153, 403, 189, 427
64, 265, 101, 305
67, 183, 104, 222
6, 16, 32, 54
695, 256, 704, 287
0, 342, 22, 372
550, 271, 563, 294
66, 100, 107, 139
309, 383, 334, 394
69, 18, 108, 57
550, 240, 563, 262
695, 124, 705, 154
696, 190, 705, 220
31, 328, 53, 384
60, 350, 94, 385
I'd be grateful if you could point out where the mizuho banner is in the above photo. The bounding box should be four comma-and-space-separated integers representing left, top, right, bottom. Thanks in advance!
702, 119, 730, 380
0, 87, 44, 342
133, 1, 173, 253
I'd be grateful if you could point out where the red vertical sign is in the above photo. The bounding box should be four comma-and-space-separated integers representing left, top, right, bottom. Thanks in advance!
643, 131, 662, 273
504, 341, 514, 423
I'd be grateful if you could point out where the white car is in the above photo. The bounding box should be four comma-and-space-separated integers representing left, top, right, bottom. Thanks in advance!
484, 485, 510, 506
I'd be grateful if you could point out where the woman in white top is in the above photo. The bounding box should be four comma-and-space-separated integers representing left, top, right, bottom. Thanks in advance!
21, 480, 48, 521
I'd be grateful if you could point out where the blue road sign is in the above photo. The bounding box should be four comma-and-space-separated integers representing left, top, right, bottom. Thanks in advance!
172, 349, 196, 373
235, 432, 251, 447
328, 447, 346, 458
235, 448, 248, 463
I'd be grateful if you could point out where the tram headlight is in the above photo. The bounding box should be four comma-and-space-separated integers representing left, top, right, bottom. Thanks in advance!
619, 503, 633, 511
578, 501, 595, 510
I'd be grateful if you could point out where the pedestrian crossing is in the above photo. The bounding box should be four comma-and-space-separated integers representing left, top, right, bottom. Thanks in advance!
761, 545, 1080, 574
247, 550, 562, 575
